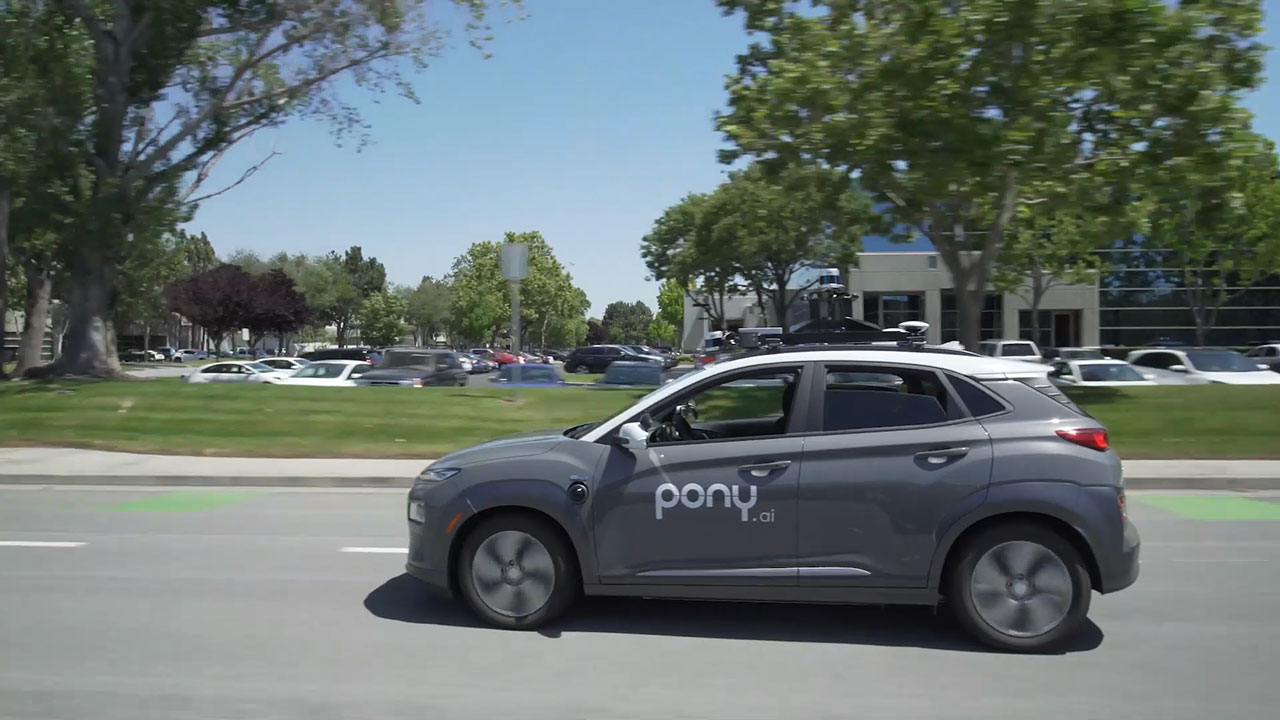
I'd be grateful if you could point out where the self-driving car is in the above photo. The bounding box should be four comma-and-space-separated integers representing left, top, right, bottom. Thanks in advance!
405, 341, 1139, 652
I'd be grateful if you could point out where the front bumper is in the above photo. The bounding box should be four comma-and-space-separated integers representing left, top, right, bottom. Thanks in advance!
406, 517, 454, 596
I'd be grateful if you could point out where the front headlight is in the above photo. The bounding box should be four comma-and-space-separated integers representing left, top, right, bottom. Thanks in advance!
416, 467, 461, 483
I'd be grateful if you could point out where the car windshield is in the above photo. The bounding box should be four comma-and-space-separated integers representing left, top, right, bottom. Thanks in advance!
1186, 350, 1260, 373
601, 364, 662, 385
1078, 363, 1144, 382
247, 363, 275, 373
1060, 349, 1105, 360
294, 363, 347, 379
1002, 343, 1037, 357
500, 366, 559, 383
378, 351, 434, 369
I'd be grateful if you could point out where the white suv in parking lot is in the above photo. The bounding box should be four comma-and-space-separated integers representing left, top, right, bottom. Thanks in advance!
1126, 348, 1280, 385
977, 339, 1044, 363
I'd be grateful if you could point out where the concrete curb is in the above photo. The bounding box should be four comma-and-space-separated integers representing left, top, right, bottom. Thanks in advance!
1, 474, 1278, 491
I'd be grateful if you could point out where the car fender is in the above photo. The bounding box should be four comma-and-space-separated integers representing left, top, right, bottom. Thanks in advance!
453, 479, 598, 583
926, 480, 1092, 589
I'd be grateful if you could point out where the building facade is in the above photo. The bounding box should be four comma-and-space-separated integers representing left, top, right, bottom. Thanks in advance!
681, 251, 1100, 350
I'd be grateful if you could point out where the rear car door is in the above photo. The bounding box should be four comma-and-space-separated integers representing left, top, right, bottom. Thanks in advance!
796, 363, 994, 588
592, 363, 812, 585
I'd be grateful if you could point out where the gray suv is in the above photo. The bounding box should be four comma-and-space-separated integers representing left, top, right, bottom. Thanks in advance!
405, 345, 1140, 652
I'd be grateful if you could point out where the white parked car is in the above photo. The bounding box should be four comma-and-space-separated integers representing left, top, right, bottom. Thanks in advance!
976, 339, 1045, 363
1049, 359, 1156, 387
257, 357, 312, 374
1244, 343, 1280, 372
183, 361, 291, 384
1126, 348, 1280, 385
1051, 347, 1106, 361
275, 360, 372, 387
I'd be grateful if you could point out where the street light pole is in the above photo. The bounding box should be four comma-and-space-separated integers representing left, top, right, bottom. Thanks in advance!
501, 243, 529, 396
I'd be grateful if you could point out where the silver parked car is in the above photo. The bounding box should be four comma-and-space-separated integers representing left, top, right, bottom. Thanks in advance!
405, 344, 1139, 652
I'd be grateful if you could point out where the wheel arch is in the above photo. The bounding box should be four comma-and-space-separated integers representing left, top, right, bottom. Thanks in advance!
928, 483, 1103, 594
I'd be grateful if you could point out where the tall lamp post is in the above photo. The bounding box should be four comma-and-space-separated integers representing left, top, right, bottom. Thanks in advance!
501, 243, 528, 391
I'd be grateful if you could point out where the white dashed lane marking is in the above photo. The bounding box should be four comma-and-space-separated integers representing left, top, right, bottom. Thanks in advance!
339, 546, 408, 554
0, 541, 87, 548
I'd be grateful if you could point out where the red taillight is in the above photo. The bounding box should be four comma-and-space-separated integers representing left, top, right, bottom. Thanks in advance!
1055, 427, 1109, 451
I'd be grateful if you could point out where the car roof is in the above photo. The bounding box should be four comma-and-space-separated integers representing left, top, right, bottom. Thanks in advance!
309, 359, 368, 366
710, 347, 1049, 379
607, 360, 658, 367
1064, 358, 1127, 364
505, 362, 554, 369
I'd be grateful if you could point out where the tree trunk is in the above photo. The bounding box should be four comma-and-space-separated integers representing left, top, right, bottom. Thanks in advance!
143, 323, 151, 352
16, 264, 53, 374
0, 180, 9, 380
956, 288, 983, 351
50, 244, 120, 377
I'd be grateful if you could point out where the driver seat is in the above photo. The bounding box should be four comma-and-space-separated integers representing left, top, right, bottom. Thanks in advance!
775, 379, 797, 434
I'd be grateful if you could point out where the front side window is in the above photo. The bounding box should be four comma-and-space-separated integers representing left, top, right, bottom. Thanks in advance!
1053, 362, 1073, 377
295, 363, 346, 379
646, 367, 803, 444
821, 365, 954, 432
349, 363, 371, 378
202, 364, 229, 374
1131, 352, 1175, 369
248, 363, 276, 373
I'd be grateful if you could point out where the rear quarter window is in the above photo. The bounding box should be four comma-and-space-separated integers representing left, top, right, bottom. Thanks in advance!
946, 375, 1008, 417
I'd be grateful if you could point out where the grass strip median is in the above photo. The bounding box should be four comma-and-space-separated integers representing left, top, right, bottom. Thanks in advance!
0, 380, 1277, 459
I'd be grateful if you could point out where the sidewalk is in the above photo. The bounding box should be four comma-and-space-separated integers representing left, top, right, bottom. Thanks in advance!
1, 447, 1279, 489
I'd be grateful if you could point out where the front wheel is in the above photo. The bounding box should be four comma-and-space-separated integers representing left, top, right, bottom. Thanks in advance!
456, 514, 579, 629
947, 523, 1091, 652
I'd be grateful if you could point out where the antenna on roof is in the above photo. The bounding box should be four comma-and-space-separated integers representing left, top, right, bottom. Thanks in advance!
897, 321, 929, 349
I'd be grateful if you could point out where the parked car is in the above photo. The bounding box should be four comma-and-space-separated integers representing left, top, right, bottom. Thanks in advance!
489, 363, 565, 387
624, 344, 678, 369
1044, 347, 1106, 361
173, 348, 209, 362
1049, 359, 1156, 387
355, 348, 469, 387
541, 349, 567, 362
459, 353, 496, 374
118, 349, 151, 363
1126, 348, 1280, 385
257, 357, 312, 374
595, 360, 666, 387
976, 339, 1044, 363
1143, 337, 1189, 347
155, 346, 178, 361
564, 345, 663, 374
405, 344, 1138, 652
275, 360, 372, 387
1244, 343, 1280, 372
183, 361, 291, 384
470, 348, 520, 366
301, 347, 375, 362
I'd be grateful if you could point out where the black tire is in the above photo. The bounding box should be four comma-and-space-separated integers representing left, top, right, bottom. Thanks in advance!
947, 522, 1092, 652
456, 513, 579, 629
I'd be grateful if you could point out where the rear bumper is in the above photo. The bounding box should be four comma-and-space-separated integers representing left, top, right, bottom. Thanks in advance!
1100, 516, 1141, 593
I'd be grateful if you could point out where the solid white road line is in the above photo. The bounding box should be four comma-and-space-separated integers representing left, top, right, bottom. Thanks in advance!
0, 541, 86, 548
339, 546, 408, 554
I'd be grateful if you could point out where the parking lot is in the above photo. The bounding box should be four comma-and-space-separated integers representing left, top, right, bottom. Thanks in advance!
1, 487, 1276, 720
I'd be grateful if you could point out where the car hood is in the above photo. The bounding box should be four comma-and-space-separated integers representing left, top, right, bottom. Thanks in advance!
434, 429, 566, 467
357, 367, 428, 381
1198, 371, 1280, 385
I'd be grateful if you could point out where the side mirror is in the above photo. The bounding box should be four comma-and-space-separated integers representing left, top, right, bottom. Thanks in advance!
1047, 368, 1060, 378
1169, 364, 1188, 373
616, 417, 650, 451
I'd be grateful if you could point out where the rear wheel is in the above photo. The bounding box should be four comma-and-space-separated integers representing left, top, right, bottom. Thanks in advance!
947, 522, 1091, 652
456, 514, 579, 629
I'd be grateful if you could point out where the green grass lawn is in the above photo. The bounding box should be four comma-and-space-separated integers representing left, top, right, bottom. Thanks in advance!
0, 380, 648, 458
0, 380, 1276, 459
1065, 385, 1280, 459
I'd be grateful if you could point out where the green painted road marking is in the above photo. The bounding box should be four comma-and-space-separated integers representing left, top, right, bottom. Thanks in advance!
1133, 495, 1280, 521
107, 492, 258, 513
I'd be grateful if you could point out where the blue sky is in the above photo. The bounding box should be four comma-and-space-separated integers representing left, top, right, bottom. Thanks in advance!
189, 0, 1280, 317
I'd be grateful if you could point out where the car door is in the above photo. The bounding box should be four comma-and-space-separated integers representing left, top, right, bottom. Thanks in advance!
592, 363, 812, 586
197, 364, 228, 383
796, 362, 994, 588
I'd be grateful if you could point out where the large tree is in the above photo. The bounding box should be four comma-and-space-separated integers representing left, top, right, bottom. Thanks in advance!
41, 0, 514, 376
243, 269, 309, 353
641, 192, 741, 333
653, 278, 685, 347
302, 246, 386, 347
715, 0, 1265, 348
401, 276, 452, 347
165, 264, 255, 354
1146, 130, 1280, 345
357, 290, 407, 348
602, 300, 653, 345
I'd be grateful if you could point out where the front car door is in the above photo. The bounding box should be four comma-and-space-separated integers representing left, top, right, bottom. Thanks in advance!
592, 363, 813, 585
796, 362, 994, 588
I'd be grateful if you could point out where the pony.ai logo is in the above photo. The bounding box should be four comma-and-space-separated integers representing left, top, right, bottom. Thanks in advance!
654, 482, 758, 522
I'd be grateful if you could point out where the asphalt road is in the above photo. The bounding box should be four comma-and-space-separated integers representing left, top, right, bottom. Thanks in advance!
1, 486, 1277, 720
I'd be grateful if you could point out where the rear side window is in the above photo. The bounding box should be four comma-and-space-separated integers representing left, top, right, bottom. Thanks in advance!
821, 366, 954, 432
947, 375, 1007, 417
1014, 374, 1084, 414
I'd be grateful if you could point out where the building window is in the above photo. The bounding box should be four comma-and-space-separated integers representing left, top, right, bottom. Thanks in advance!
863, 293, 924, 329
1096, 247, 1280, 346
940, 291, 1003, 342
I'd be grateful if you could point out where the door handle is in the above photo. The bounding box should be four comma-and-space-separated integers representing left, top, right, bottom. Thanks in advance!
915, 447, 970, 464
738, 460, 792, 477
